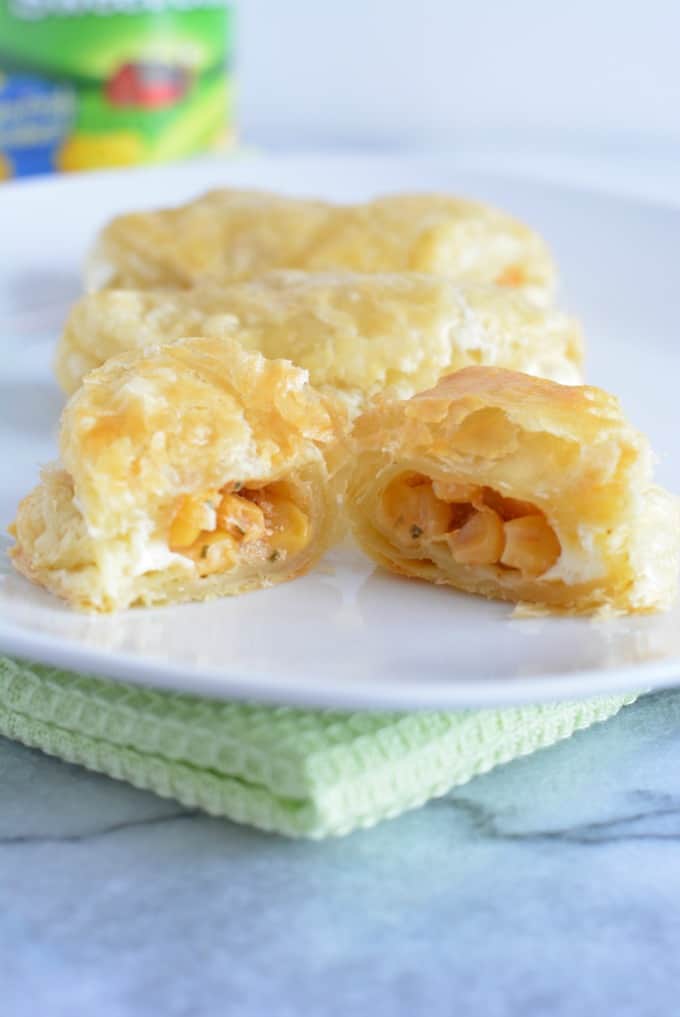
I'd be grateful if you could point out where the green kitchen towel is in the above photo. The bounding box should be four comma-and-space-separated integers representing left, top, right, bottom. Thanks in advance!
0, 657, 636, 838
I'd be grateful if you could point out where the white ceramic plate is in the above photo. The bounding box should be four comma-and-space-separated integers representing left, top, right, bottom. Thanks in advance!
1, 155, 679, 709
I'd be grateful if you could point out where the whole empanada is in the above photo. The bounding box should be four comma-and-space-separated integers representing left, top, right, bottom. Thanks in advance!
56, 272, 582, 410
87, 189, 556, 306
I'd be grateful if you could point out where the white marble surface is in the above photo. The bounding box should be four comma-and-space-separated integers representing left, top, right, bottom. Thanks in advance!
3, 690, 680, 1016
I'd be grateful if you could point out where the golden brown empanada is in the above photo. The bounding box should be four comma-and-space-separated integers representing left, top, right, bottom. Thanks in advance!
56, 272, 583, 409
346, 367, 680, 614
87, 189, 556, 305
11, 337, 346, 612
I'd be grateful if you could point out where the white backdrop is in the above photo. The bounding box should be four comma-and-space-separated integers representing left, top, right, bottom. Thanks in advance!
238, 1, 680, 150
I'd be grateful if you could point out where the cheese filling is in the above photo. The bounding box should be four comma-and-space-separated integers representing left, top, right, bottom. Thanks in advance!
381, 473, 561, 579
168, 482, 310, 576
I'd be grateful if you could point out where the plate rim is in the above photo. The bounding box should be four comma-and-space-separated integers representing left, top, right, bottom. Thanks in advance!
3, 149, 680, 216
0, 619, 657, 709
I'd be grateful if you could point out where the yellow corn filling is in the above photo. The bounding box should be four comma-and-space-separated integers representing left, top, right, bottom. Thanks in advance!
168, 482, 310, 577
495, 263, 527, 288
382, 473, 561, 578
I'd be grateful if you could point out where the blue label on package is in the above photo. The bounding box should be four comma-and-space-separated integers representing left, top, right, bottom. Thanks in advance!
0, 73, 75, 178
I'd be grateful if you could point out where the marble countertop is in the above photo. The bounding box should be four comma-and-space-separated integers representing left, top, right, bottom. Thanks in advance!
3, 689, 680, 1017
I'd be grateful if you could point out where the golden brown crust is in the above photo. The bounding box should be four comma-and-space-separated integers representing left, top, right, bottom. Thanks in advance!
346, 367, 680, 614
11, 337, 348, 612
87, 189, 556, 305
56, 271, 583, 401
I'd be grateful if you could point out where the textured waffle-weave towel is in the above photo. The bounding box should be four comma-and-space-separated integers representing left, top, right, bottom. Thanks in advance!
0, 657, 636, 838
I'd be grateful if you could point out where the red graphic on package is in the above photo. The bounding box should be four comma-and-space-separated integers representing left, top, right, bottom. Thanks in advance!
105, 63, 189, 109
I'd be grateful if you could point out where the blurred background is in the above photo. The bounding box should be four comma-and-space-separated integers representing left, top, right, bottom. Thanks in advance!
238, 0, 680, 201
2, 0, 679, 199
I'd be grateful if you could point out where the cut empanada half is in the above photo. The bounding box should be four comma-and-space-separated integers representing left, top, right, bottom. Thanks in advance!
56, 272, 583, 408
87, 188, 557, 306
346, 367, 680, 614
10, 337, 347, 612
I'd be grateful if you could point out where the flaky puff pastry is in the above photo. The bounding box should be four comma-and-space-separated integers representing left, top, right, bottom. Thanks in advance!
10, 337, 347, 612
56, 272, 583, 408
87, 189, 556, 306
346, 367, 680, 614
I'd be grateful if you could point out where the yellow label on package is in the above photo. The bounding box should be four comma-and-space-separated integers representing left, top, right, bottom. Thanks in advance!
0, 0, 234, 178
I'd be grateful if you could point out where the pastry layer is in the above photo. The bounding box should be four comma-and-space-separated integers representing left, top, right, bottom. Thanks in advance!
12, 337, 347, 612
346, 367, 680, 614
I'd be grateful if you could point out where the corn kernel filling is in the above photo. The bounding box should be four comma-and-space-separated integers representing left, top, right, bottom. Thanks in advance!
168, 482, 310, 576
382, 473, 561, 578
495, 264, 527, 288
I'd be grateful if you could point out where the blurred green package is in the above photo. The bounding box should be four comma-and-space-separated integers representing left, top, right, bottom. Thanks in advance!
0, 0, 234, 179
